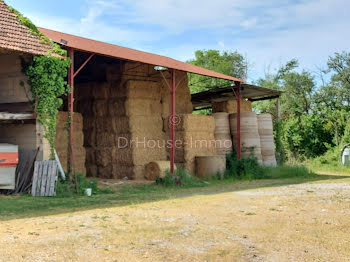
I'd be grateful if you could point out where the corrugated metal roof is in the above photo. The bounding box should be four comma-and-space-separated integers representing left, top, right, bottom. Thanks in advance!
192, 84, 282, 109
0, 1, 53, 55
38, 27, 243, 82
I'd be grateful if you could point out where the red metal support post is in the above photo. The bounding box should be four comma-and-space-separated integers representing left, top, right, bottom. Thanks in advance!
170, 69, 176, 174
234, 81, 241, 160
67, 48, 74, 172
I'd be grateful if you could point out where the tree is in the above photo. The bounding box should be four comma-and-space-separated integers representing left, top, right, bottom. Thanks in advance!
312, 52, 350, 145
187, 50, 248, 93
254, 59, 315, 119
254, 59, 331, 161
327, 52, 350, 105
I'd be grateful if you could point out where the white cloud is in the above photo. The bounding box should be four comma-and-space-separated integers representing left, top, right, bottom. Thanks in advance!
218, 41, 225, 49
240, 18, 258, 29
11, 0, 350, 82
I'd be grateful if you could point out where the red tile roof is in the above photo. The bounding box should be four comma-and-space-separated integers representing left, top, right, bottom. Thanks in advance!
0, 0, 52, 55
39, 27, 243, 82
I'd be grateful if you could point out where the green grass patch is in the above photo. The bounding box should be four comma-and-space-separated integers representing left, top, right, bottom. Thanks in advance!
155, 168, 206, 187
56, 174, 114, 197
0, 153, 347, 221
1, 175, 336, 221
306, 146, 350, 174
224, 153, 317, 180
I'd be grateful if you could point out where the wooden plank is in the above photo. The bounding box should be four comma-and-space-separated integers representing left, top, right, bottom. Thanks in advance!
0, 112, 34, 120
0, 102, 33, 113
44, 161, 51, 197
31, 161, 39, 197
36, 161, 43, 197
46, 161, 55, 196
50, 162, 58, 196
43, 161, 49, 197
40, 161, 49, 197
31, 160, 59, 197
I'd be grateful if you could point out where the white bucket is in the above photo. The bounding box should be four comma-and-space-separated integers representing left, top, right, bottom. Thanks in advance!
85, 188, 92, 197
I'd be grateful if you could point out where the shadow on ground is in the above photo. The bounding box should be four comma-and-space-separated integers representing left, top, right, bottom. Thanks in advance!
0, 173, 349, 221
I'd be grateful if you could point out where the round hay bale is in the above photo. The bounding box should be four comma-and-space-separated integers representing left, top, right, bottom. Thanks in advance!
212, 112, 230, 134
257, 114, 273, 136
145, 161, 172, 181
212, 113, 232, 156
229, 112, 262, 162
262, 155, 277, 167
195, 156, 226, 178
257, 114, 276, 165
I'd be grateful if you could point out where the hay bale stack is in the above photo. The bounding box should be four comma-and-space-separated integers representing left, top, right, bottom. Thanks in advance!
55, 111, 86, 174
212, 99, 252, 113
124, 80, 168, 179
160, 71, 193, 119
170, 114, 217, 175
74, 63, 194, 180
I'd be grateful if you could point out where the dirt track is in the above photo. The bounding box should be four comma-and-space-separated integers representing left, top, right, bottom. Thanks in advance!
1, 178, 350, 262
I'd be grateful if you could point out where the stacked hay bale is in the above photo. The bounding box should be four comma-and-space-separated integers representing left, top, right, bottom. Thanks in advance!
160, 71, 193, 120
161, 71, 194, 163
82, 82, 114, 178
117, 80, 168, 180
55, 112, 86, 174
172, 114, 217, 174
257, 114, 277, 166
75, 62, 194, 179
212, 113, 232, 156
229, 112, 262, 162
212, 99, 252, 113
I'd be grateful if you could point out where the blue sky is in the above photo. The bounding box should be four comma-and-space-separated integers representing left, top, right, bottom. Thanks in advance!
5, 0, 350, 83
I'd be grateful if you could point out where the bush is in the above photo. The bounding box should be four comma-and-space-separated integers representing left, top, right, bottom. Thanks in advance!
261, 165, 317, 179
225, 152, 317, 180
156, 168, 201, 187
307, 146, 350, 173
225, 153, 266, 180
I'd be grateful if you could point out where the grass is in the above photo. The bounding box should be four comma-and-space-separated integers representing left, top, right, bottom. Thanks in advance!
224, 153, 318, 180
0, 154, 346, 221
306, 146, 350, 174
0, 168, 347, 221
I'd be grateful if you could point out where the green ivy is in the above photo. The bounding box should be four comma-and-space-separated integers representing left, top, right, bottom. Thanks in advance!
25, 56, 71, 159
8, 4, 71, 158
8, 5, 66, 56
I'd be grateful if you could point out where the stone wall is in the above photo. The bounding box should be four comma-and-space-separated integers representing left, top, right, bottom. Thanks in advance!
0, 53, 31, 104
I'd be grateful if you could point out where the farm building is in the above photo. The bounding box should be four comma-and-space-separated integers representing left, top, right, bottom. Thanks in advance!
0, 0, 281, 188
0, 0, 58, 163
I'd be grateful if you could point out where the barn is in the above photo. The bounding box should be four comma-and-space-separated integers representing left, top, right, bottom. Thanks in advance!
0, 0, 281, 186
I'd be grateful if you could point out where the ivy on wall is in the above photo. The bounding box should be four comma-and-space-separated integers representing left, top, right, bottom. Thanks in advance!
25, 56, 71, 159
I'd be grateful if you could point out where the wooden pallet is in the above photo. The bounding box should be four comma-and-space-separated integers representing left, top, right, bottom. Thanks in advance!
32, 160, 58, 197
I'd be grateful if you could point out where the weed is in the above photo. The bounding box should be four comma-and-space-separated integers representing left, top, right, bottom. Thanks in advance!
56, 174, 114, 197
306, 146, 350, 174
224, 152, 317, 180
156, 168, 203, 187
